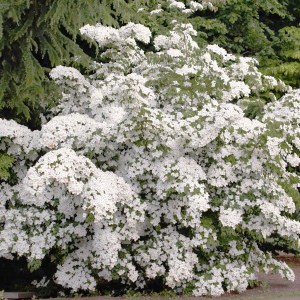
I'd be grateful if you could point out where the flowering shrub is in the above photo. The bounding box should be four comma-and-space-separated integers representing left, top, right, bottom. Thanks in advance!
0, 20, 300, 296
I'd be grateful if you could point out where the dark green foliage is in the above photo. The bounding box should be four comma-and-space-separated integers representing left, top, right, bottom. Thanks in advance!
141, 0, 300, 87
193, 1, 289, 52
0, 257, 60, 298
0, 0, 145, 125
195, 0, 300, 87
262, 26, 300, 87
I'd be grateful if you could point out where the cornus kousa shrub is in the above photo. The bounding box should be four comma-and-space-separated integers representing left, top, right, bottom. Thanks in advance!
0, 21, 300, 296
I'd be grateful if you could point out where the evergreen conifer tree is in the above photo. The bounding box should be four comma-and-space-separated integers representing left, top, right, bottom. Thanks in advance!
0, 0, 145, 124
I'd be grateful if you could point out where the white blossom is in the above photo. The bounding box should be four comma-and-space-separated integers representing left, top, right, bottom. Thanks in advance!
0, 21, 299, 296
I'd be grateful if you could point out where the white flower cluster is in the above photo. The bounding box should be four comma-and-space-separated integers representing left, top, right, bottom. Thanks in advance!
168, 0, 226, 13
144, 0, 227, 19
80, 22, 151, 47
0, 21, 299, 296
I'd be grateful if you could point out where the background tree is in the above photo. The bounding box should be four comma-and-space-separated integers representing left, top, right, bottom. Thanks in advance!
0, 0, 145, 125
0, 0, 146, 180
1, 0, 298, 130
139, 0, 300, 87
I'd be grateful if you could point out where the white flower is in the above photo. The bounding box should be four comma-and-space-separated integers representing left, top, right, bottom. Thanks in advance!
166, 48, 184, 57
219, 207, 243, 228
